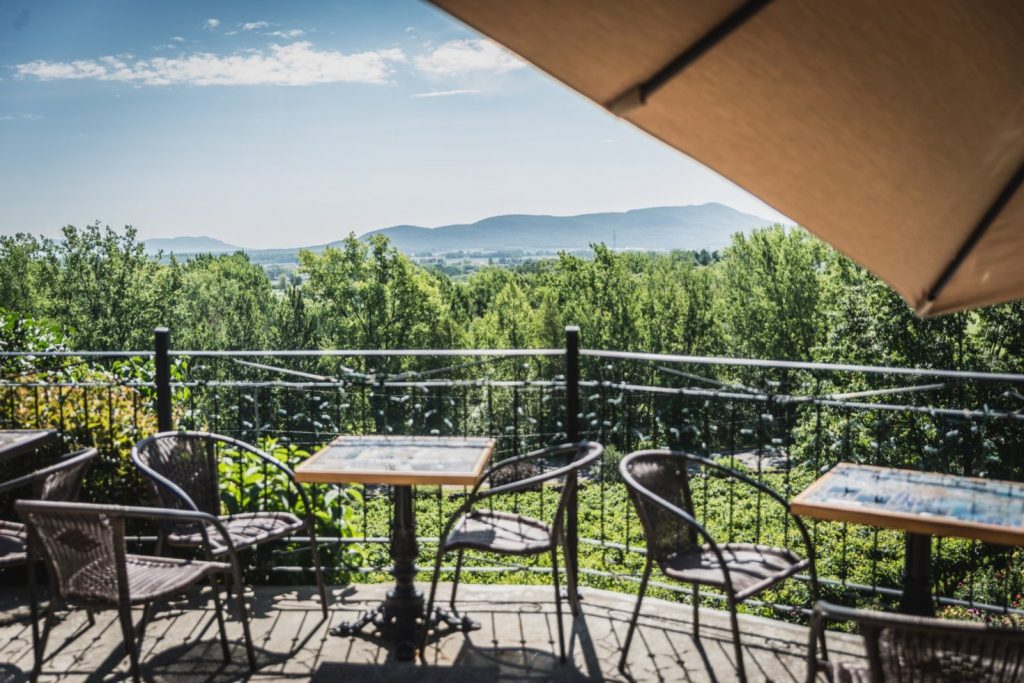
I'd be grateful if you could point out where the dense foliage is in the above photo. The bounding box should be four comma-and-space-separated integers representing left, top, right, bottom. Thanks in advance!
3, 222, 1021, 372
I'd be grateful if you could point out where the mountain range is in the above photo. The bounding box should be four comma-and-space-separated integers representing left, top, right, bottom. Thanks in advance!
144, 203, 773, 258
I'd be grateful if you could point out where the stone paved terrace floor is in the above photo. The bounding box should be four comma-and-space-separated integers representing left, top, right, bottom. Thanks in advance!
0, 583, 865, 682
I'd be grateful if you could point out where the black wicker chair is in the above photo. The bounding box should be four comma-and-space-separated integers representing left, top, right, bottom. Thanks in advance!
618, 450, 822, 681
418, 440, 604, 663
0, 447, 98, 569
131, 431, 328, 616
17, 500, 255, 681
806, 600, 1024, 683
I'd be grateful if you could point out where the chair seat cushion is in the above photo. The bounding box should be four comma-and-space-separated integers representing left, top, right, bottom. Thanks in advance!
660, 542, 808, 600
0, 520, 27, 567
167, 511, 304, 553
67, 554, 230, 605
444, 510, 553, 555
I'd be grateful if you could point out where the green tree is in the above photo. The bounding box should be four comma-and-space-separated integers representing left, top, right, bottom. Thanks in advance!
35, 224, 174, 350
172, 252, 275, 350
717, 226, 826, 360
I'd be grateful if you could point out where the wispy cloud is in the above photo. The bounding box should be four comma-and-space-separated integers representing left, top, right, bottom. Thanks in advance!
241, 21, 269, 31
414, 39, 524, 76
268, 29, 305, 39
412, 88, 482, 98
170, 36, 185, 43
204, 18, 220, 29
0, 113, 42, 121
15, 43, 407, 87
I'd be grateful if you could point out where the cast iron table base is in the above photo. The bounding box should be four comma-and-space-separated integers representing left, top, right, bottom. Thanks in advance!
330, 485, 479, 660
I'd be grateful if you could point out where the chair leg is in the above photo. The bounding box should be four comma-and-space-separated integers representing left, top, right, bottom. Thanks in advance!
550, 547, 566, 664
32, 605, 58, 681
27, 553, 42, 674
307, 528, 329, 619
449, 549, 464, 612
209, 573, 231, 663
692, 583, 700, 636
564, 537, 581, 617
809, 568, 829, 670
618, 557, 653, 673
117, 602, 142, 683
229, 563, 257, 670
727, 593, 747, 683
418, 544, 447, 664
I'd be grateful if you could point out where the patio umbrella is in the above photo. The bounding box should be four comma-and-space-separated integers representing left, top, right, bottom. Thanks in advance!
429, 0, 1024, 317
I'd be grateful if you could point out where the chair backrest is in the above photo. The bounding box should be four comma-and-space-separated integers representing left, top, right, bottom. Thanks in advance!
619, 450, 699, 564
477, 441, 603, 543
38, 448, 99, 502
132, 432, 223, 515
16, 500, 128, 607
0, 447, 99, 502
817, 601, 1024, 683
549, 441, 603, 540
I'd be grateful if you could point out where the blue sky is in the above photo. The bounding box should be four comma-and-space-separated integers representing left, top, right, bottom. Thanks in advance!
0, 0, 787, 248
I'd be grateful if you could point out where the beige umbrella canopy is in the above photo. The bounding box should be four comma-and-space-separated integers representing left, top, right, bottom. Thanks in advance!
430, 0, 1024, 317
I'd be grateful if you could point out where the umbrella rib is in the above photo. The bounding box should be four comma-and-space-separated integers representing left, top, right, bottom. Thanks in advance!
923, 160, 1024, 313
607, 0, 776, 115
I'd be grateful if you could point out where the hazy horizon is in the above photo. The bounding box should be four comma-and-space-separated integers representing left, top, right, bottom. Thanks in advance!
1, 1, 789, 249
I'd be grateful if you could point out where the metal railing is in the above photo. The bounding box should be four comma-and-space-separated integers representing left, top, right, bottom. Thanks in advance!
3, 327, 1024, 621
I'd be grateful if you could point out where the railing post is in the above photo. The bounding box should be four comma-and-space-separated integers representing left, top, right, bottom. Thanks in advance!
154, 327, 173, 432
564, 325, 581, 597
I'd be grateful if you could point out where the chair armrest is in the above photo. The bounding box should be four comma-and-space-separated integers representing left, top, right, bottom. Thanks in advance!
0, 448, 97, 495
118, 505, 240, 560
467, 442, 599, 504
0, 469, 41, 495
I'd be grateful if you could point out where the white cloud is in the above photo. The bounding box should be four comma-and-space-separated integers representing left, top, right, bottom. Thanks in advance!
268, 29, 305, 39
204, 18, 220, 29
171, 36, 185, 42
414, 39, 524, 76
0, 113, 42, 121
15, 43, 408, 87
242, 21, 269, 31
412, 88, 481, 98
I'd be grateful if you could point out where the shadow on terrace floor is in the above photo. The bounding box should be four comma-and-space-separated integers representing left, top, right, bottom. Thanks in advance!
0, 582, 864, 682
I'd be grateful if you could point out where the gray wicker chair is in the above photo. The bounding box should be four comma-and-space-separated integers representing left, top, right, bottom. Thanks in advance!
618, 450, 822, 682
17, 500, 255, 682
0, 447, 98, 569
418, 440, 604, 663
131, 431, 328, 616
806, 600, 1024, 683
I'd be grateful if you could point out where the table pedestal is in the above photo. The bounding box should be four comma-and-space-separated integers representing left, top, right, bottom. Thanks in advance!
330, 485, 478, 660
899, 532, 934, 616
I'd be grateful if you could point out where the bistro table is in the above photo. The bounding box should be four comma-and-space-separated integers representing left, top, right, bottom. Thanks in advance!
0, 429, 58, 466
294, 434, 495, 660
792, 462, 1024, 616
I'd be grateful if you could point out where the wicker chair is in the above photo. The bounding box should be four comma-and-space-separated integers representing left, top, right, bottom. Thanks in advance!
418, 440, 604, 663
17, 500, 256, 681
806, 600, 1024, 683
0, 447, 99, 569
618, 450, 822, 681
131, 431, 328, 616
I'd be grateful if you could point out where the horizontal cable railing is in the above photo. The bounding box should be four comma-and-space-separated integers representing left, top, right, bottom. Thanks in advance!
4, 333, 1024, 623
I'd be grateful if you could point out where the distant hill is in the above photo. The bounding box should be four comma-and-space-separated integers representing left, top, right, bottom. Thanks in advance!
144, 203, 774, 263
355, 203, 771, 254
144, 236, 240, 255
